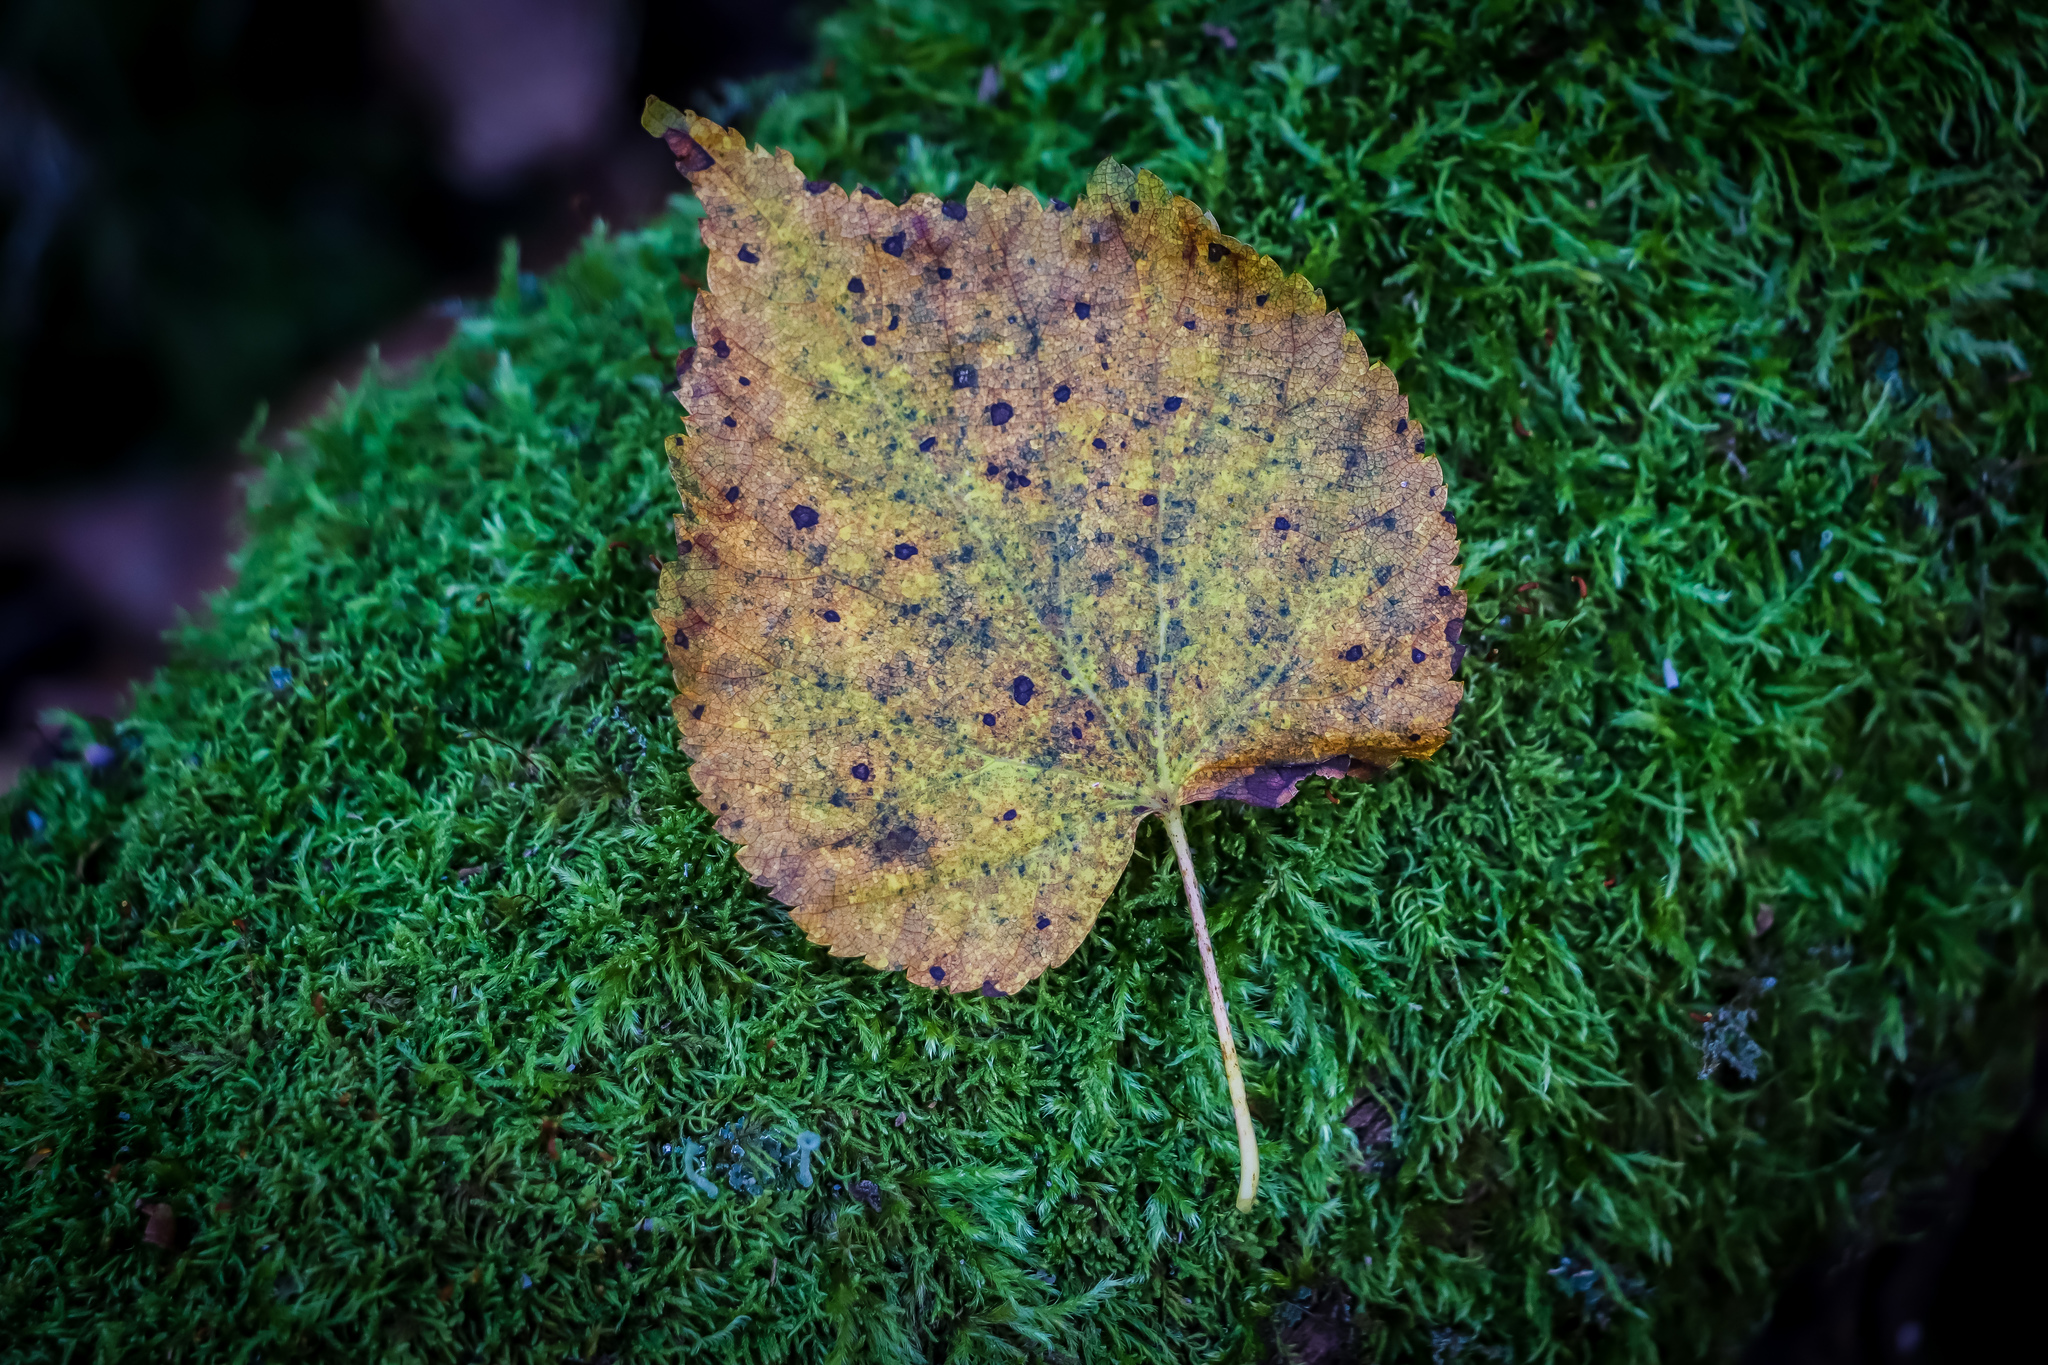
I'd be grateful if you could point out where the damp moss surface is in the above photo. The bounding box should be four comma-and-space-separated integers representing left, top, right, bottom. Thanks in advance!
4, 2, 2045, 1361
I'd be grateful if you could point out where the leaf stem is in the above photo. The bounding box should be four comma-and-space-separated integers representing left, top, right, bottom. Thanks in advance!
1162, 805, 1259, 1212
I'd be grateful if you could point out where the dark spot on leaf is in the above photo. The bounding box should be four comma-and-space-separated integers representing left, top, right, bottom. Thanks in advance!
988, 401, 1014, 426
1054, 385, 1070, 403
804, 179, 831, 194
1141, 494, 1157, 506
1412, 648, 1427, 663
673, 629, 689, 647
928, 964, 947, 983
1443, 510, 1457, 524
1416, 440, 1427, 452
981, 980, 1008, 997
1004, 471, 1031, 490
875, 820, 930, 865
737, 247, 758, 263
1183, 320, 1196, 330
1093, 438, 1107, 450
791, 505, 819, 529
1396, 418, 1408, 434
1036, 916, 1051, 930
1375, 565, 1394, 586
1075, 301, 1091, 320
982, 713, 995, 726
937, 266, 953, 280
894, 543, 918, 560
1212, 756, 1352, 808
739, 376, 750, 385
1002, 809, 1017, 821
724, 485, 741, 502
1128, 199, 1139, 213
722, 416, 737, 428
863, 335, 876, 346
713, 339, 731, 358
1011, 676, 1035, 706
1343, 645, 1363, 661
851, 763, 872, 781
1071, 725, 1082, 739
859, 184, 882, 199
1208, 243, 1227, 263
848, 277, 865, 294
1437, 584, 1451, 596
690, 704, 704, 719
1446, 619, 1464, 644
882, 232, 905, 257
889, 315, 899, 330
953, 365, 977, 389
1060, 668, 1071, 679
1164, 396, 1183, 411
920, 437, 937, 452
824, 610, 841, 622
943, 201, 966, 220
1051, 199, 1070, 212
1255, 293, 1268, 306
665, 130, 716, 174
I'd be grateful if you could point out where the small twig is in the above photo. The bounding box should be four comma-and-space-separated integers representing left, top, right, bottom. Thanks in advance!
1163, 807, 1259, 1211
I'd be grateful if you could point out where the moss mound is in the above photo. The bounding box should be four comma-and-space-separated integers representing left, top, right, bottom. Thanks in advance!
5, 3, 2046, 1360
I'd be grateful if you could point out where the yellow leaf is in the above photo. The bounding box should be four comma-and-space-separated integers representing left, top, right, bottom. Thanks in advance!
646, 103, 1465, 1206
650, 101, 1464, 988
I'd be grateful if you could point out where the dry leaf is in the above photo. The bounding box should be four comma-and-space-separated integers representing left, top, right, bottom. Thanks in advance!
644, 104, 1464, 1207
139, 1201, 175, 1250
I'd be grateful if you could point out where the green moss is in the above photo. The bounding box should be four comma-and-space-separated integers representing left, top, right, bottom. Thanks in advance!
5, 2, 2046, 1360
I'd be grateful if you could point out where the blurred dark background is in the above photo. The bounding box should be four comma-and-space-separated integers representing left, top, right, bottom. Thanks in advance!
0, 0, 812, 787
0, 4, 2041, 1361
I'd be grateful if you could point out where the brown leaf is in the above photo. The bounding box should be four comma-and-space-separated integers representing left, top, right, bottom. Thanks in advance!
1342, 1096, 1394, 1146
139, 1201, 175, 1249
643, 104, 1464, 1003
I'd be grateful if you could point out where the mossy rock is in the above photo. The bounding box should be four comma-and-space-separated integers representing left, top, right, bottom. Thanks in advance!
4, 3, 2045, 1361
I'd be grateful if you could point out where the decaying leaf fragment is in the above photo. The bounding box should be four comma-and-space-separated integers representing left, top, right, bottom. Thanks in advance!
645, 102, 1465, 1208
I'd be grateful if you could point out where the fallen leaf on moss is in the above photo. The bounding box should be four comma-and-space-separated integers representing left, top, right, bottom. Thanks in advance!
138, 1201, 175, 1249
644, 102, 1464, 1208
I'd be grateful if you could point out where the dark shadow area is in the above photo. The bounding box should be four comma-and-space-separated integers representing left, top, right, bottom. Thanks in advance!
1745, 1004, 2048, 1365
0, 0, 816, 784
